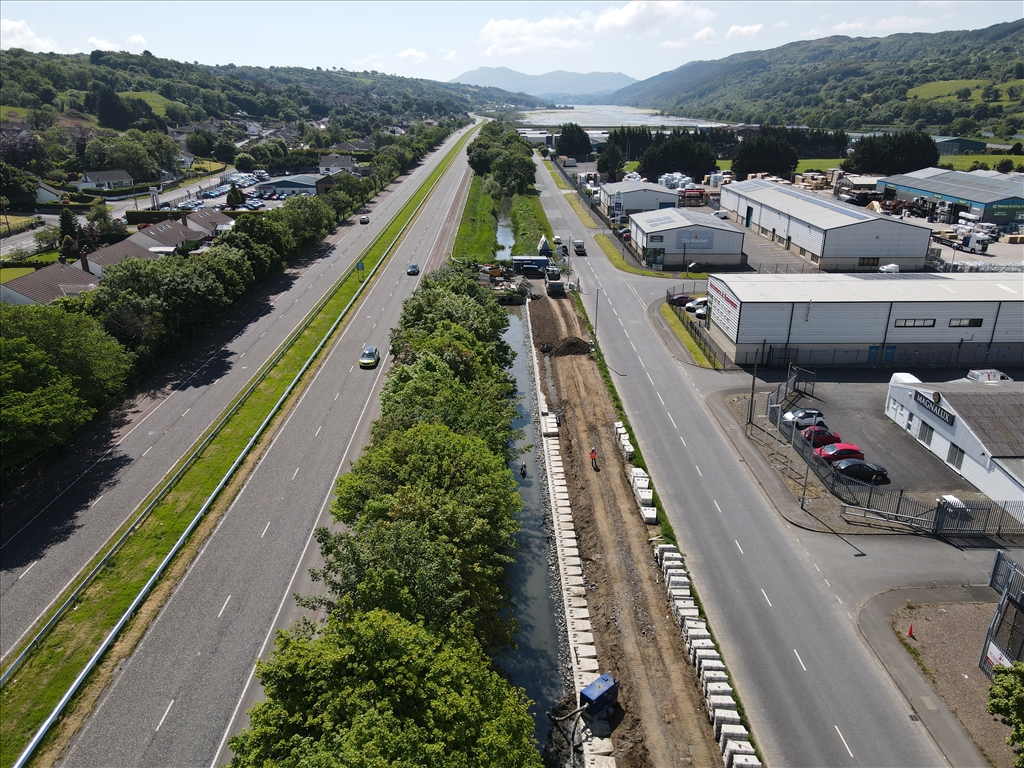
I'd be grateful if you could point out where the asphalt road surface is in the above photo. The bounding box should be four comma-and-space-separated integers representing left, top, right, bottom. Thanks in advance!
0, 125, 476, 666
59, 132, 474, 767
536, 159, 945, 767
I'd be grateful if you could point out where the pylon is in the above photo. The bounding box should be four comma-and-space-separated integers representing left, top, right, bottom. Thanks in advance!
907, 624, 914, 638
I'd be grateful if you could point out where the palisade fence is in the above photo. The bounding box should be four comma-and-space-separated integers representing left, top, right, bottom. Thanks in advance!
751, 405, 1024, 537
667, 304, 720, 368
981, 551, 1024, 678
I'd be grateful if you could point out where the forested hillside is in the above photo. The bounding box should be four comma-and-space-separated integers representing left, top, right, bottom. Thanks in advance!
609, 20, 1024, 136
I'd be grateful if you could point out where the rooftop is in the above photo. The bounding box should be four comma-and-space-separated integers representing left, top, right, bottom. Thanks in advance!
602, 180, 680, 196
631, 207, 742, 234
879, 168, 1024, 205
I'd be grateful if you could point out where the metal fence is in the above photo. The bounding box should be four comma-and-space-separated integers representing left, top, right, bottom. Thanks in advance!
981, 552, 1024, 678
668, 305, 720, 368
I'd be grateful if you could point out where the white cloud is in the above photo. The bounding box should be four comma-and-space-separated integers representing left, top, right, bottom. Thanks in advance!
832, 21, 868, 33
128, 34, 146, 47
0, 19, 60, 52
397, 48, 427, 62
87, 36, 117, 50
692, 26, 715, 41
660, 39, 687, 48
445, 50, 458, 61
595, 1, 715, 33
480, 16, 588, 56
726, 24, 763, 39
774, 20, 789, 29
872, 15, 930, 31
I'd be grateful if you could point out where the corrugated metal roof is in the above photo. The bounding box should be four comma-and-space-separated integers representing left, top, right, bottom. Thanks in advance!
880, 168, 1023, 204
602, 180, 678, 196
725, 179, 919, 230
994, 458, 1024, 486
713, 272, 1024, 304
631, 207, 742, 234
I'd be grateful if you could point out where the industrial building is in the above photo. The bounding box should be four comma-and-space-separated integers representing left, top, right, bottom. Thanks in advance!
704, 272, 1023, 369
932, 136, 987, 156
885, 373, 1023, 502
721, 179, 931, 271
628, 208, 745, 270
876, 167, 1024, 226
254, 174, 321, 196
597, 180, 679, 218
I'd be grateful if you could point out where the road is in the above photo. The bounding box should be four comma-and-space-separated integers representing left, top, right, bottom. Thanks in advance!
535, 159, 948, 767
59, 133, 474, 767
0, 126, 475, 666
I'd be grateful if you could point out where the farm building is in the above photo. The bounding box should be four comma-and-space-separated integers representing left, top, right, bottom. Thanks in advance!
932, 136, 987, 156
703, 272, 1024, 369
628, 208, 745, 270
721, 179, 931, 271
875, 167, 1024, 226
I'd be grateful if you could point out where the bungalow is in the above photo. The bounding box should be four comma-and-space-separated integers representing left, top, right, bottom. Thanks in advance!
178, 149, 195, 169
128, 220, 204, 252
37, 182, 65, 204
77, 170, 133, 190
76, 240, 156, 278
331, 139, 374, 154
183, 209, 235, 238
1, 262, 99, 305
318, 153, 356, 175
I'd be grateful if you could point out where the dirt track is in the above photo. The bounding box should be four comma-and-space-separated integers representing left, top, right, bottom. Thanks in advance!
530, 295, 721, 768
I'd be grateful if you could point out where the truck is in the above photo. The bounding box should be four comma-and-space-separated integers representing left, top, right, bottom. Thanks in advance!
545, 266, 565, 296
573, 239, 587, 256
931, 232, 988, 254
512, 255, 551, 276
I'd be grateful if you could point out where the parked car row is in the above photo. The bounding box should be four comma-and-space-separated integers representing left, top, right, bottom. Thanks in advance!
786, 409, 889, 483
666, 294, 708, 319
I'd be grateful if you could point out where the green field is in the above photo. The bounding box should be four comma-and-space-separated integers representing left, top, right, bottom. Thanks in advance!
907, 78, 1024, 105
115, 91, 181, 117
0, 267, 34, 283
451, 176, 498, 263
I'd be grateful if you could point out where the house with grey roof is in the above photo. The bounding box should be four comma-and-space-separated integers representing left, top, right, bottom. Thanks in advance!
77, 170, 134, 190
1, 262, 99, 305
128, 220, 204, 252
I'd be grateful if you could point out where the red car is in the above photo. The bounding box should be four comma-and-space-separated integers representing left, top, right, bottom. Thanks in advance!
814, 443, 864, 464
802, 426, 841, 448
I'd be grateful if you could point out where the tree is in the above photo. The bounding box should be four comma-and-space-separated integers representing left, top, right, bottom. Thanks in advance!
0, 162, 38, 207
842, 132, 939, 175
233, 152, 255, 172
185, 129, 215, 157
731, 127, 799, 181
597, 142, 625, 181
995, 158, 1015, 173
491, 151, 535, 195
981, 84, 1002, 103
33, 224, 61, 251
955, 87, 972, 101
1007, 85, 1024, 102
225, 182, 245, 208
637, 130, 718, 181
228, 610, 541, 768
555, 122, 592, 158
211, 135, 236, 164
59, 206, 79, 246
988, 661, 1024, 768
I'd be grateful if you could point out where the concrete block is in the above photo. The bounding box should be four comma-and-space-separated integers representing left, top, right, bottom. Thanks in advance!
700, 658, 726, 675
732, 755, 761, 768
714, 709, 742, 740
639, 506, 658, 524
701, 670, 729, 693
705, 681, 734, 700
722, 740, 756, 768
694, 649, 721, 674
719, 724, 749, 752
689, 638, 716, 664
707, 695, 736, 720
570, 619, 592, 632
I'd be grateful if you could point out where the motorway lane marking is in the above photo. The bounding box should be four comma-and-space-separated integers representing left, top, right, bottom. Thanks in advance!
335, 392, 340, 400
260, 331, 266, 338
667, 413, 677, 429
315, 425, 322, 437
680, 436, 687, 447
793, 649, 807, 671
735, 540, 744, 554
618, 318, 624, 327
90, 495, 104, 508
714, 500, 722, 513
647, 373, 654, 385
824, 578, 831, 588
156, 700, 174, 731
835, 725, 854, 757
292, 467, 300, 480
182, 409, 190, 417
813, 562, 820, 571
835, 594, 843, 605
695, 465, 702, 477
143, 446, 152, 456
218, 595, 232, 618
261, 521, 272, 539
631, 342, 637, 351
638, 355, 644, 367
18, 561, 37, 580
761, 589, 773, 607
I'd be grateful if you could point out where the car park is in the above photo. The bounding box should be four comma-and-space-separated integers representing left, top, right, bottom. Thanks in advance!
358, 345, 380, 369
667, 294, 692, 307
814, 443, 864, 464
406, 263, 420, 276
782, 408, 826, 428
833, 459, 889, 483
801, 426, 841, 447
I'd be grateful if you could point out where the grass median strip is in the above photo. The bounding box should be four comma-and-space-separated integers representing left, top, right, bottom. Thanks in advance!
1, 128, 474, 768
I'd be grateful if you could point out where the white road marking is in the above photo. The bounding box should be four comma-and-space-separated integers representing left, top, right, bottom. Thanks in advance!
156, 700, 174, 731
18, 561, 37, 580
735, 540, 744, 554
813, 563, 820, 572
261, 522, 271, 538
680, 436, 687, 447
142, 446, 152, 458
835, 725, 854, 757
835, 594, 843, 605
638, 356, 645, 367
647, 373, 655, 385
90, 495, 104, 508
182, 408, 190, 417
824, 578, 831, 588
714, 500, 722, 513
695, 465, 702, 477
315, 425, 322, 437
260, 331, 266, 338
657, 392, 665, 405
761, 589, 773, 607
292, 467, 300, 480
335, 392, 340, 400
794, 649, 807, 671
218, 595, 232, 618
667, 413, 677, 429
631, 342, 637, 351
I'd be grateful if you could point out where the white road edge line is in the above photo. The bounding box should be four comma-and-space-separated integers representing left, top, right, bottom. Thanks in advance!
218, 595, 231, 618
761, 589, 773, 607
794, 649, 807, 671
835, 725, 854, 757
156, 700, 174, 732
18, 561, 37, 580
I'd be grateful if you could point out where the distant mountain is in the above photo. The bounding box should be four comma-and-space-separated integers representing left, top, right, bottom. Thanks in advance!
450, 67, 637, 100
605, 20, 1024, 130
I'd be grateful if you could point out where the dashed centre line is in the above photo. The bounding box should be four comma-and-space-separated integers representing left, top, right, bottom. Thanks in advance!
835, 725, 854, 757
218, 595, 232, 618
793, 649, 807, 671
261, 522, 271, 538
761, 589, 773, 607
735, 540, 744, 554
156, 700, 174, 731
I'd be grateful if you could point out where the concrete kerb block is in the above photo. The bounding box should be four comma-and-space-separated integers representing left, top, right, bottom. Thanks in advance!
654, 543, 677, 563
689, 638, 716, 664
695, 649, 721, 674
705, 682, 734, 702
713, 708, 743, 740
584, 755, 617, 768
731, 754, 762, 768
700, 658, 727, 676
707, 695, 737, 721
718, 723, 749, 752
702, 669, 729, 693
722, 740, 756, 768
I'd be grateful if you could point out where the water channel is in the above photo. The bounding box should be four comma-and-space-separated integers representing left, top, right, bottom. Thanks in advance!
495, 218, 567, 752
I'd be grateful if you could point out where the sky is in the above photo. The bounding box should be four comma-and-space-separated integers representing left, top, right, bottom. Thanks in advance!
2, 1, 1021, 84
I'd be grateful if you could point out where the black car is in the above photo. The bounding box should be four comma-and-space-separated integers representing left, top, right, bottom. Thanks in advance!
407, 263, 420, 276
833, 459, 888, 483
667, 294, 692, 307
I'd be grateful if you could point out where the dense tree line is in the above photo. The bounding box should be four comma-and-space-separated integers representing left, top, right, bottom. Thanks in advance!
841, 131, 940, 175
466, 120, 536, 196
229, 267, 541, 767
635, 128, 719, 181
731, 127, 800, 180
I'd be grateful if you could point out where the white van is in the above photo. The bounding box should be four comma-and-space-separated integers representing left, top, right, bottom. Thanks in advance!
878, 264, 900, 273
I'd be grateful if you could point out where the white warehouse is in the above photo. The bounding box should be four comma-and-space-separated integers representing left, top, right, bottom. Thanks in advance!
885, 373, 1023, 502
597, 180, 678, 218
704, 272, 1024, 369
629, 208, 745, 270
720, 179, 931, 272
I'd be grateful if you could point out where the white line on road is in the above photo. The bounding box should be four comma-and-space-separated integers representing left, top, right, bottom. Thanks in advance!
315, 425, 322, 437
835, 594, 843, 605
667, 413, 677, 429
292, 467, 300, 480
142, 446, 152, 456
680, 436, 687, 447
638, 356, 645, 368
218, 595, 232, 618
835, 725, 854, 757
761, 589, 773, 607
630, 342, 637, 351
260, 331, 266, 338
824, 578, 831, 588
695, 465, 702, 476
18, 561, 37, 580
335, 392, 340, 400
813, 563, 820, 572
261, 522, 271, 539
714, 500, 722, 513
735, 540, 744, 554
156, 700, 174, 731
794, 649, 807, 671
647, 373, 655, 385
182, 408, 190, 417
90, 495, 104, 508
657, 392, 665, 405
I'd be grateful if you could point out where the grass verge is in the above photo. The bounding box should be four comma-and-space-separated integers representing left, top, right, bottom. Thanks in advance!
0, 216, 35, 237
593, 234, 708, 281
542, 159, 569, 190
1, 128, 474, 768
566, 195, 599, 228
660, 303, 720, 369
451, 175, 498, 263
509, 190, 553, 256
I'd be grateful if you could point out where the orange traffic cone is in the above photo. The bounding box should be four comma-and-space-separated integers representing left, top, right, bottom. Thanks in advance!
907, 624, 914, 639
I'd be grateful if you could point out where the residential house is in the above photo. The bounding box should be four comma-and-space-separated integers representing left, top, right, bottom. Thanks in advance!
76, 240, 158, 278
37, 182, 65, 204
77, 170, 133, 190
1, 262, 99, 305
182, 209, 235, 238
128, 220, 204, 252
178, 149, 195, 169
318, 153, 356, 175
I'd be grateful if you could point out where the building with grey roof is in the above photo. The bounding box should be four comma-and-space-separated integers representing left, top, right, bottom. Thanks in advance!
628, 208, 745, 269
596, 180, 679, 217
79, 240, 157, 278
885, 373, 1023, 501
254, 174, 321, 196
705, 272, 1023, 369
1, 262, 99, 305
876, 167, 1024, 226
128, 220, 204, 252
721, 179, 931, 271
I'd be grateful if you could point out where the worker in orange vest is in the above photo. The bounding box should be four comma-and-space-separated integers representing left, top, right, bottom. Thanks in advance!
590, 447, 598, 470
